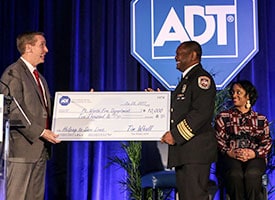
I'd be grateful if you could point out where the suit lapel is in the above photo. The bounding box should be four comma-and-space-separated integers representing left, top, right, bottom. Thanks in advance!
20, 60, 48, 109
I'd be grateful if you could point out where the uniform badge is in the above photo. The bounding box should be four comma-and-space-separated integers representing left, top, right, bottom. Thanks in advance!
181, 84, 187, 93
198, 76, 211, 89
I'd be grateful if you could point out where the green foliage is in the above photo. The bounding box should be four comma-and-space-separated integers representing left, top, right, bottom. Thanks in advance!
214, 87, 232, 118
108, 141, 142, 200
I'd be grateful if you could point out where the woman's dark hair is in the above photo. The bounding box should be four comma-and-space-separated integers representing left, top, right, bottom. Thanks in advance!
230, 80, 258, 106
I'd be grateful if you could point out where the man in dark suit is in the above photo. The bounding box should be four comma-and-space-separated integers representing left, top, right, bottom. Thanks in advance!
0, 31, 61, 200
161, 41, 217, 200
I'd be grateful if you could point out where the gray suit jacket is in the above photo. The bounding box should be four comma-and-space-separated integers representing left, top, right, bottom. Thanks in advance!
0, 58, 52, 163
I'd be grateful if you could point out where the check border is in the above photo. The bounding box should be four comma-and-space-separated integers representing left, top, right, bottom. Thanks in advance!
52, 91, 170, 141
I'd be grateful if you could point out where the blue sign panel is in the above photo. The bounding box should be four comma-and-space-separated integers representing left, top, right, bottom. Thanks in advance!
131, 0, 258, 90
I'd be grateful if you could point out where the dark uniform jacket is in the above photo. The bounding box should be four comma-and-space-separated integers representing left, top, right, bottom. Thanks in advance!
168, 64, 217, 168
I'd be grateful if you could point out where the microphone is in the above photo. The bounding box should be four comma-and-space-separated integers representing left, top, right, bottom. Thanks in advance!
1, 69, 15, 100
0, 80, 12, 98
0, 79, 13, 114
8, 69, 13, 77
0, 76, 30, 125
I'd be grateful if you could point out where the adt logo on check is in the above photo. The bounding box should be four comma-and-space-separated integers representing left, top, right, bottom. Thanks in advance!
59, 96, 71, 106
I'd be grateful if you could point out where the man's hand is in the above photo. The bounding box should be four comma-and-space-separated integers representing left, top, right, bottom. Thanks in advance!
41, 129, 61, 144
145, 88, 160, 92
161, 131, 175, 145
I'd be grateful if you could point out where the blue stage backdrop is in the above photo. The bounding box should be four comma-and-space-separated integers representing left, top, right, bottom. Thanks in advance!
0, 0, 274, 200
131, 0, 260, 90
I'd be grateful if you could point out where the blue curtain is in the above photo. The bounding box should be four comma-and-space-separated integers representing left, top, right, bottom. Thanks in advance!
0, 0, 274, 199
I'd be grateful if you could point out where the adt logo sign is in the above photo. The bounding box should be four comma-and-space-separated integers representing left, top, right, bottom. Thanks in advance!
130, 0, 258, 90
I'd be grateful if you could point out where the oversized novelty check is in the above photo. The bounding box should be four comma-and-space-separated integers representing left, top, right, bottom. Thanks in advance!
52, 92, 170, 141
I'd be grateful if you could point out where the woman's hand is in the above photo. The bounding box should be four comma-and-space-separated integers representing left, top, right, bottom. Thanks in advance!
235, 148, 256, 162
227, 148, 256, 162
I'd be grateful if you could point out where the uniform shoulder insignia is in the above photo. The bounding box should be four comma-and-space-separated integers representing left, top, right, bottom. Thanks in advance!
198, 76, 211, 89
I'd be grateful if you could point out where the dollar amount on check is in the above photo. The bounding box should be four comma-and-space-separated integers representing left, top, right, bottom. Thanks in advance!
52, 91, 171, 141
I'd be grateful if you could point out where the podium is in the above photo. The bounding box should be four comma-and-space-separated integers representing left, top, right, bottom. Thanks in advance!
0, 94, 7, 200
0, 94, 25, 200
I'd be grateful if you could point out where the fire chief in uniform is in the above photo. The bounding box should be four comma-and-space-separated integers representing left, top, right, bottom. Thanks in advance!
161, 41, 217, 200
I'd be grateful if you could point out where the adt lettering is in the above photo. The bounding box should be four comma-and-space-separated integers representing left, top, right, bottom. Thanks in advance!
153, 5, 236, 58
